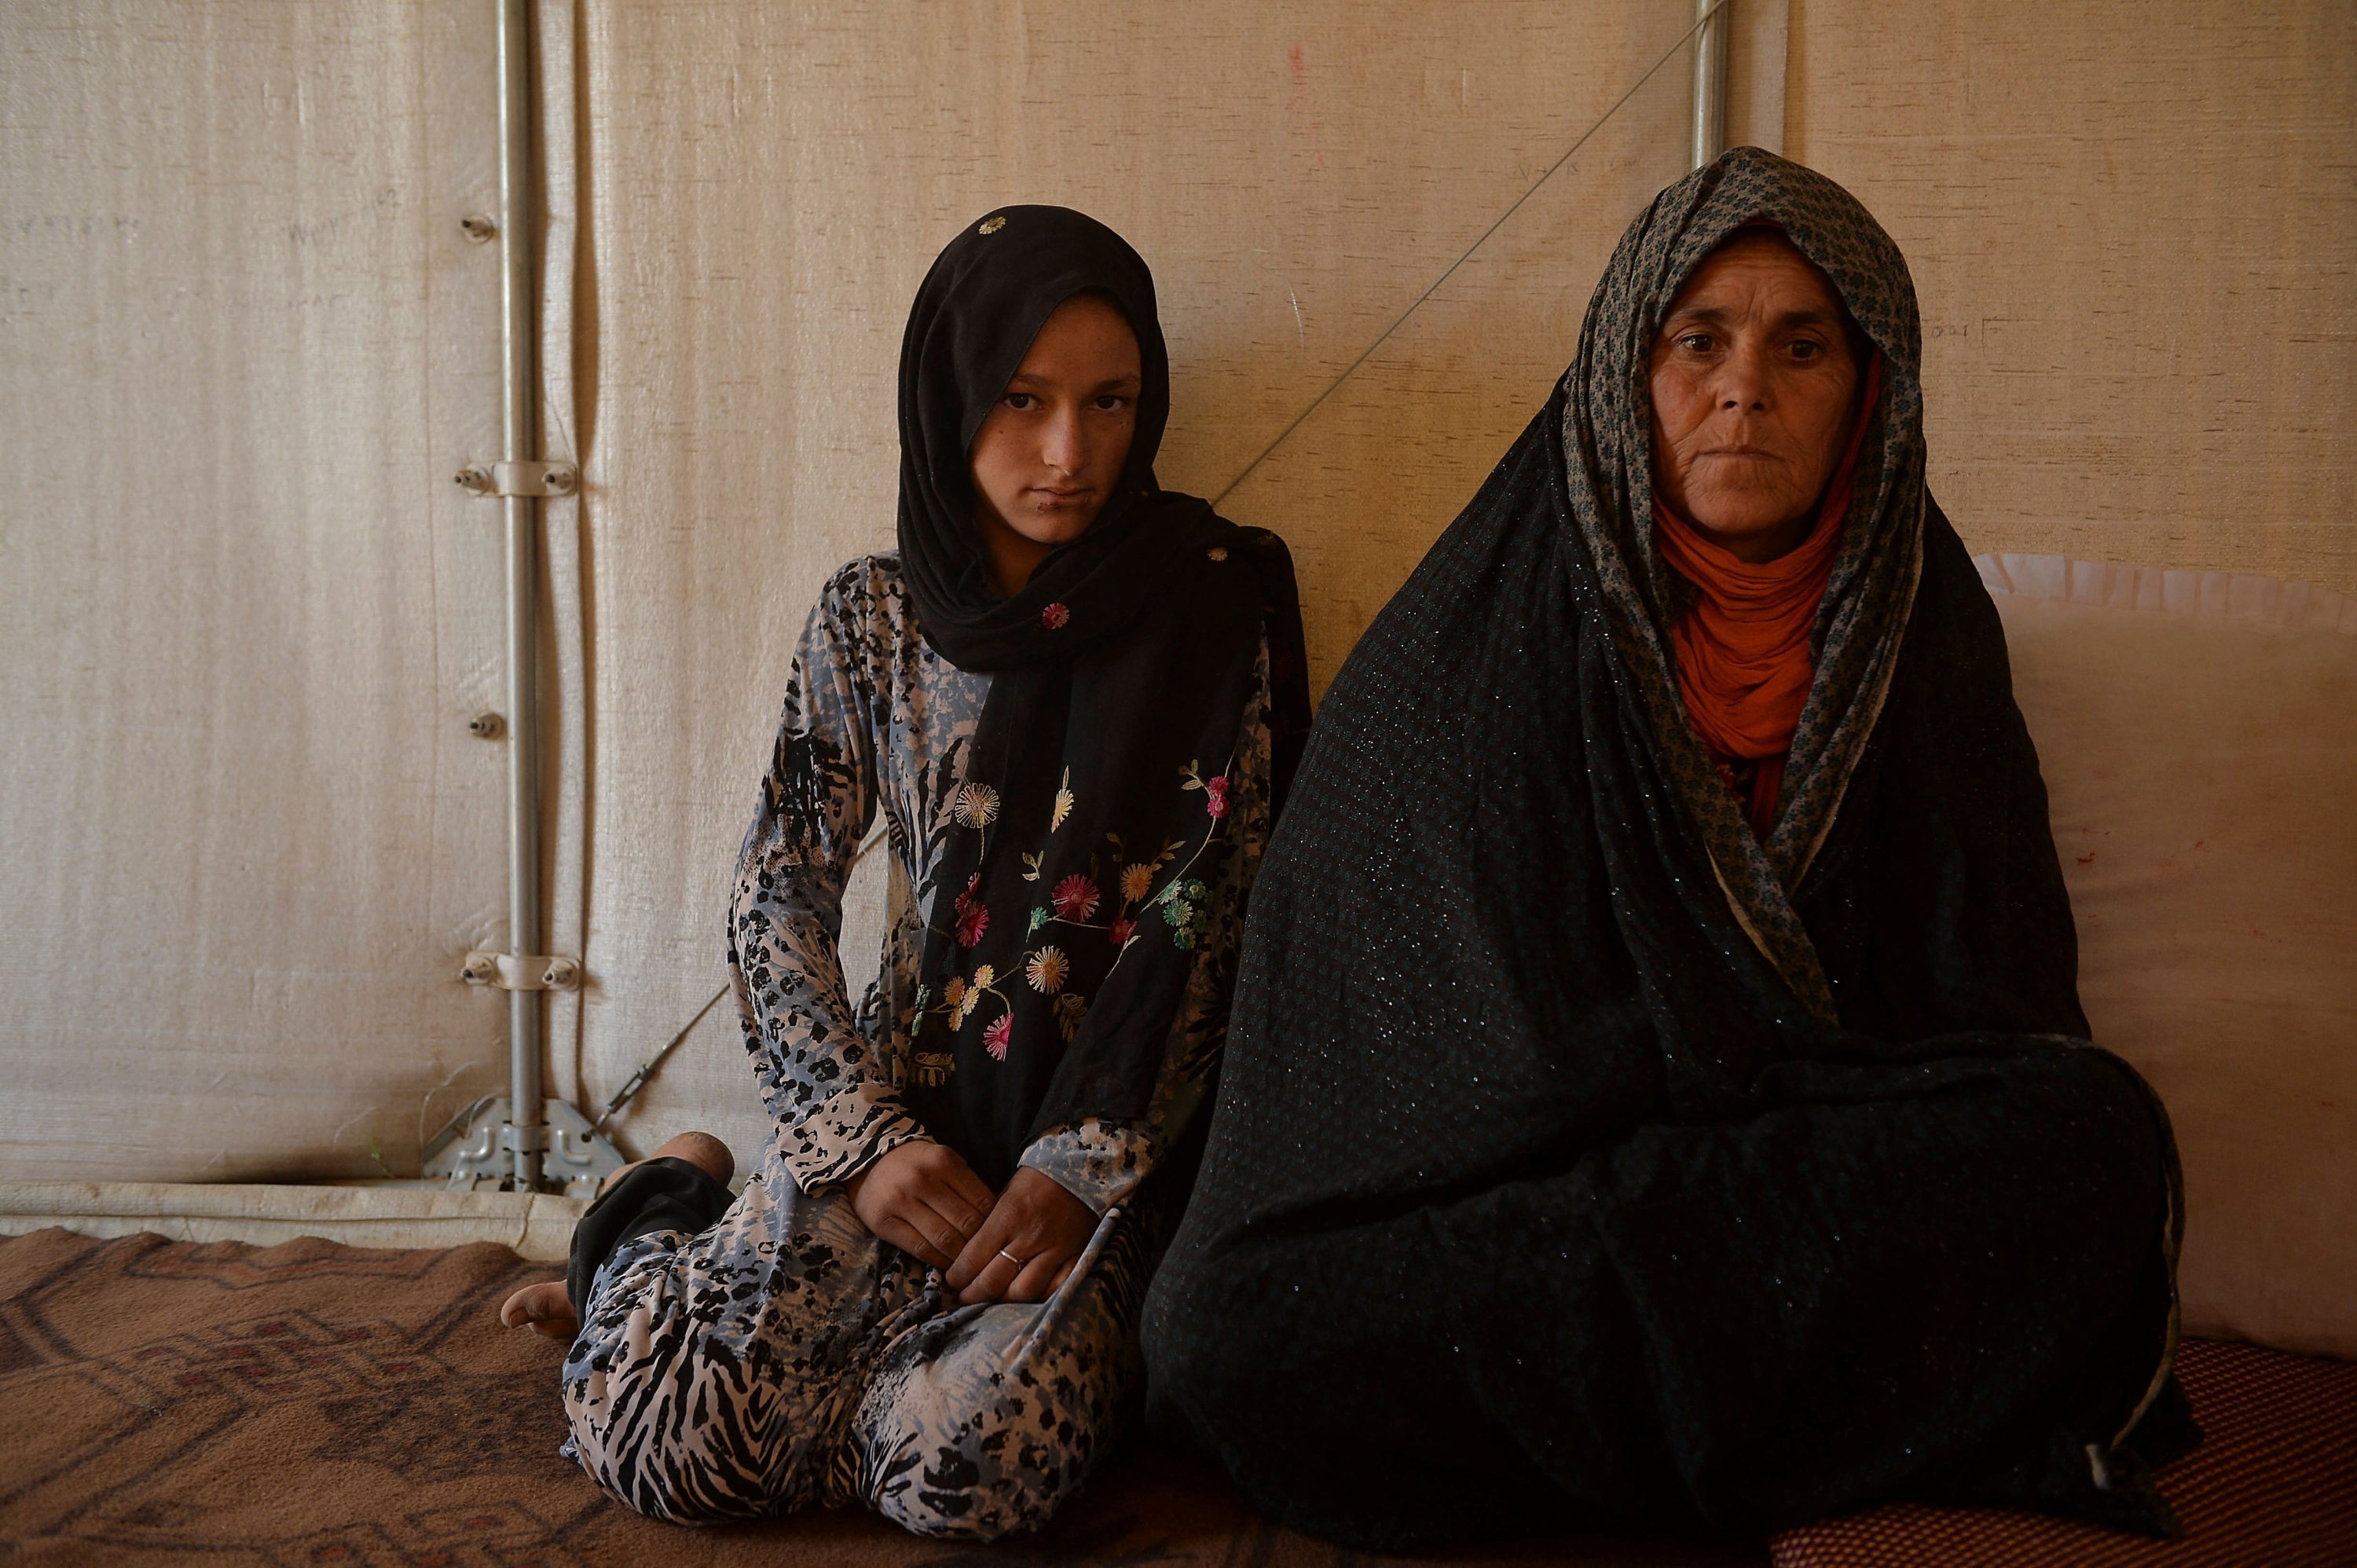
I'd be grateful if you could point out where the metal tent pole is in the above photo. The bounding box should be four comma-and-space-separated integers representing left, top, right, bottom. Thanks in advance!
1691, 0, 1730, 170
497, 0, 546, 1192
434, 1, 614, 1198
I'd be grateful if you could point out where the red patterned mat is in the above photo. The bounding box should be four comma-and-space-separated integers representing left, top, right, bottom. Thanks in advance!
1772, 1338, 2357, 1567
0, 1226, 1760, 1567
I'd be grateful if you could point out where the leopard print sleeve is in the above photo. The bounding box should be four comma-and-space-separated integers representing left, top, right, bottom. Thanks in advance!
1018, 637, 1277, 1214
728, 559, 928, 1192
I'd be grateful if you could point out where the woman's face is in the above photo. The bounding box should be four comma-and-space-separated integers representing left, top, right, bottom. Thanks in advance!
1648, 231, 1860, 563
968, 292, 1142, 594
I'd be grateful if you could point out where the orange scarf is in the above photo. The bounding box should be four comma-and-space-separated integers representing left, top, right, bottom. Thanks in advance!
1652, 356, 1883, 837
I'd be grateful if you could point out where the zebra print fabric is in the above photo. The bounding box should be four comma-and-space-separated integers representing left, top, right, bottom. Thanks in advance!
552, 553, 1273, 1538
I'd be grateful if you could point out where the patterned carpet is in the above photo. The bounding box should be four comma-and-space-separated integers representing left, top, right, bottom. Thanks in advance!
6, 1227, 2346, 1567
1773, 1337, 2357, 1567
0, 1227, 1758, 1566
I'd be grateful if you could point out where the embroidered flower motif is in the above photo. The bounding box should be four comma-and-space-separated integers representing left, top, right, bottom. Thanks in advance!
971, 963, 995, 989
953, 874, 990, 947
951, 782, 1000, 828
1161, 878, 1210, 951
940, 976, 964, 1012
1051, 768, 1075, 830
1204, 776, 1230, 819
1207, 546, 1229, 562
984, 1011, 1012, 1060
1051, 874, 1100, 921
978, 214, 1007, 236
1054, 993, 1087, 1042
955, 988, 980, 1027
1040, 602, 1070, 630
1028, 906, 1048, 934
1120, 863, 1153, 903
1108, 916, 1135, 948
1025, 946, 1069, 995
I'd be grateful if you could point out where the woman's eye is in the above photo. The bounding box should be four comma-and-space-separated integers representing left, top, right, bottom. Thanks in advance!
1091, 394, 1131, 412
1002, 392, 1038, 412
1677, 332, 1714, 354
1790, 339, 1824, 361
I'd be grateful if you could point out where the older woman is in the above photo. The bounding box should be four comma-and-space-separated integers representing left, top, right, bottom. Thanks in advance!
1142, 149, 2190, 1549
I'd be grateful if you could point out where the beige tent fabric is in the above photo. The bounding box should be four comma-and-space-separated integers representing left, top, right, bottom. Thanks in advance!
1981, 555, 2357, 1360
0, 1181, 585, 1261
0, 0, 516, 1183
3, 0, 2352, 1216
1788, 0, 2357, 594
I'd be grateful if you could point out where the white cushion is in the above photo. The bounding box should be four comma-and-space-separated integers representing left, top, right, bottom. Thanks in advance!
1978, 554, 2357, 1360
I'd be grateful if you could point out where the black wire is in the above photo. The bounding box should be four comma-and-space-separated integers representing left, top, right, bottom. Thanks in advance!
1211, 0, 1725, 507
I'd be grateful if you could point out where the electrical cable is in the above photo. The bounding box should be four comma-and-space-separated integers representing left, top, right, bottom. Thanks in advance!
1211, 0, 1725, 507
586, 823, 891, 1138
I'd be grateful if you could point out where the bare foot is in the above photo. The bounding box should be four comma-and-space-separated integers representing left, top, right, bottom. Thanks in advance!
500, 1279, 578, 1340
498, 1130, 736, 1339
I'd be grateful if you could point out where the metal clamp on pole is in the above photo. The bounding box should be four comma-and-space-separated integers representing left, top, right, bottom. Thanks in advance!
500, 1119, 551, 1154
423, 1095, 624, 1198
461, 951, 583, 991
453, 460, 578, 496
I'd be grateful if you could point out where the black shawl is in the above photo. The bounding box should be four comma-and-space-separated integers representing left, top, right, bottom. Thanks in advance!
895, 207, 1310, 1190
1142, 150, 2189, 1548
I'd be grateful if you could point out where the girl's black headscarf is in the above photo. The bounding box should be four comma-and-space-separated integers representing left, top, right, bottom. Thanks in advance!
895, 206, 1309, 1190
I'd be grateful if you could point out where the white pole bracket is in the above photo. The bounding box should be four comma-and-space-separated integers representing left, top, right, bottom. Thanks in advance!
461, 951, 584, 991
453, 460, 578, 497
423, 1095, 627, 1199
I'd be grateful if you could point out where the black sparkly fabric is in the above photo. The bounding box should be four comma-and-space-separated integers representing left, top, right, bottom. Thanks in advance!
1139, 148, 2190, 1551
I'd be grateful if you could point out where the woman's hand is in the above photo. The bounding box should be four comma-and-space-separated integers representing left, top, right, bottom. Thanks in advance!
945, 1167, 1097, 1306
845, 1141, 995, 1269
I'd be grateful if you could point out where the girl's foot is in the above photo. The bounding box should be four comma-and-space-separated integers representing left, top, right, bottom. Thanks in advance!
497, 1131, 736, 1340
499, 1279, 577, 1339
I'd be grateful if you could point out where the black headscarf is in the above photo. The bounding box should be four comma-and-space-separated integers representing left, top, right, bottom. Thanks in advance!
895, 207, 1310, 1190
1143, 152, 2188, 1546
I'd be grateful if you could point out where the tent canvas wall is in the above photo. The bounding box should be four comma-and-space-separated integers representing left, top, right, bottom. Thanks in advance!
3, 0, 2351, 1185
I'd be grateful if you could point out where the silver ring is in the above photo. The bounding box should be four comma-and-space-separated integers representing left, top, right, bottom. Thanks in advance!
997, 1247, 1023, 1267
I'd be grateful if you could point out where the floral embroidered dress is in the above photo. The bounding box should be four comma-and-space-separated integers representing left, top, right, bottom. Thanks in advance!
557, 551, 1273, 1534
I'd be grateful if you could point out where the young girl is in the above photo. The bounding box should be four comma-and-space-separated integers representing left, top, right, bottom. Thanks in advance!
500, 206, 1307, 1540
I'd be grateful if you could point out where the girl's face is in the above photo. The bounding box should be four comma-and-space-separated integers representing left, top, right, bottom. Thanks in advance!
1648, 231, 1861, 563
968, 293, 1142, 595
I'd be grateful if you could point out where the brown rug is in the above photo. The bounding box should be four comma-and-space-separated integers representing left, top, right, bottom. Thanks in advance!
0, 1228, 1760, 1566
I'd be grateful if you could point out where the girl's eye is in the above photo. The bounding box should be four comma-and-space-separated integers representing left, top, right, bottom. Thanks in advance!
1091, 394, 1131, 412
1003, 392, 1039, 412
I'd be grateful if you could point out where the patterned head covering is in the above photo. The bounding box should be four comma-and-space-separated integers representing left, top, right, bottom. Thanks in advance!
1563, 146, 1929, 1019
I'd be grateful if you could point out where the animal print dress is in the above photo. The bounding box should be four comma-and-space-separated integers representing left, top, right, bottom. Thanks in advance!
558, 554, 1273, 1538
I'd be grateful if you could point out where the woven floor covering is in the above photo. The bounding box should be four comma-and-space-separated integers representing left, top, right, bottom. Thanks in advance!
0, 1227, 1761, 1567
1774, 1338, 2357, 1567
7, 1228, 2345, 1567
